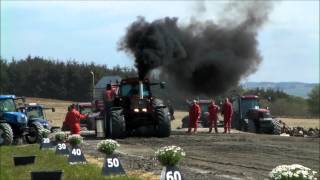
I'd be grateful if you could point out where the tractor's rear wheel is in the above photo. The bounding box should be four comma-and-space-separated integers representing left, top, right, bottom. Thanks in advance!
247, 119, 256, 133
240, 120, 248, 132
25, 122, 43, 144
181, 116, 189, 128
106, 109, 126, 139
0, 123, 13, 145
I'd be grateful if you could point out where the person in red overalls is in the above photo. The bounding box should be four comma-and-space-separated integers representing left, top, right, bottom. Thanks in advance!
62, 106, 72, 131
222, 98, 233, 134
64, 104, 88, 135
104, 84, 115, 102
188, 100, 201, 134
208, 99, 220, 133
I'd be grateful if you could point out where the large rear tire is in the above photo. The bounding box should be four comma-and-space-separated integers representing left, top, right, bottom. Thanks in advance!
181, 116, 189, 128
0, 123, 13, 145
107, 109, 126, 139
247, 119, 256, 133
153, 99, 171, 137
25, 122, 43, 144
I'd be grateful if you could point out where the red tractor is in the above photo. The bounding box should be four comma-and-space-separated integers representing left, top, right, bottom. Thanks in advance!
232, 95, 281, 134
75, 103, 95, 131
94, 77, 171, 138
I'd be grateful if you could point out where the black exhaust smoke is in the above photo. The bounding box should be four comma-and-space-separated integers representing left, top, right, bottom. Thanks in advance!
119, 2, 273, 95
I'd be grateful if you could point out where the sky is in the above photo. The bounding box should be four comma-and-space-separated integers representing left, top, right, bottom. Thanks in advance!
0, 1, 319, 83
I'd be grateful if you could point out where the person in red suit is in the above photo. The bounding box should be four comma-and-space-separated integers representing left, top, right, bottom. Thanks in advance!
208, 99, 220, 133
64, 104, 88, 134
222, 98, 233, 134
188, 100, 201, 134
104, 84, 115, 102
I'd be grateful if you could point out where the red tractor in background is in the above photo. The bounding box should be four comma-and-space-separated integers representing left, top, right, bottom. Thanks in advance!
93, 76, 171, 138
75, 103, 95, 131
232, 95, 282, 134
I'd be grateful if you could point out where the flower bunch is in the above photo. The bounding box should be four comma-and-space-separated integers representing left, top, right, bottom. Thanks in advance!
54, 132, 66, 142
155, 145, 186, 166
269, 164, 318, 180
97, 139, 120, 155
68, 134, 83, 146
41, 129, 51, 138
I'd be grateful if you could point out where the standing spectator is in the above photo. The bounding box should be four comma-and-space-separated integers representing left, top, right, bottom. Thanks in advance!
62, 106, 72, 131
208, 99, 220, 133
188, 100, 201, 134
64, 104, 88, 135
222, 98, 233, 134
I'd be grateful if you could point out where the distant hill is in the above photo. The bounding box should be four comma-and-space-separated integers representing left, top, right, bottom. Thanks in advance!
243, 82, 318, 98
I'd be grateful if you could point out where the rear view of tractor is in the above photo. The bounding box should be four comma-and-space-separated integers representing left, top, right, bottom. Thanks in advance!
232, 95, 281, 134
94, 77, 171, 138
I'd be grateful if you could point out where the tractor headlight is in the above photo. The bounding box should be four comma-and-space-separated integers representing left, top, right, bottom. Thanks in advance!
17, 114, 28, 124
133, 108, 139, 112
141, 108, 147, 112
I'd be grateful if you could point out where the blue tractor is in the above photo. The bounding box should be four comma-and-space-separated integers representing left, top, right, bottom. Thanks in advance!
0, 95, 43, 145
19, 103, 58, 134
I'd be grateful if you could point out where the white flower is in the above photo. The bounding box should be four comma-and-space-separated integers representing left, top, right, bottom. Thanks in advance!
270, 164, 318, 180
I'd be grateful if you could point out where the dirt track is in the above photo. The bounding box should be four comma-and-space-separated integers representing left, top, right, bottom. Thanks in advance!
82, 129, 319, 180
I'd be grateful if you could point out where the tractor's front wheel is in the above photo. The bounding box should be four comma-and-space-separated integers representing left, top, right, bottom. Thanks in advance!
155, 108, 171, 137
106, 109, 126, 139
25, 122, 43, 144
0, 123, 13, 145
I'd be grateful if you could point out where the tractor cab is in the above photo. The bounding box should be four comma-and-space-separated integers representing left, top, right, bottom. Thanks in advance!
0, 95, 28, 127
237, 95, 260, 119
116, 78, 162, 115
19, 103, 55, 130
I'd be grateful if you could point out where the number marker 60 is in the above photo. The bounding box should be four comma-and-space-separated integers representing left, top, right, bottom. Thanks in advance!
166, 171, 181, 180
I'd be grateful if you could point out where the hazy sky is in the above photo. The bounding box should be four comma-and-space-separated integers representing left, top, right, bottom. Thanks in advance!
1, 1, 319, 83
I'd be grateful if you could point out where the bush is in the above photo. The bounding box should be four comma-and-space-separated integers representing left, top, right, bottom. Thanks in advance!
269, 164, 318, 180
54, 132, 66, 142
40, 129, 51, 138
307, 85, 320, 116
68, 135, 83, 146
155, 146, 185, 166
97, 139, 120, 155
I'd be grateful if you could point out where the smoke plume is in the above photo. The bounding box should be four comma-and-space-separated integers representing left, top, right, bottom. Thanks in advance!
119, 1, 273, 95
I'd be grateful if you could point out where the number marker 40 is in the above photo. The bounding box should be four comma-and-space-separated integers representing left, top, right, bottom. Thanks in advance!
71, 149, 82, 156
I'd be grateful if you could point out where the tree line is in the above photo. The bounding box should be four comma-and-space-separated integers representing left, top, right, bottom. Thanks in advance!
0, 56, 318, 117
0, 56, 136, 101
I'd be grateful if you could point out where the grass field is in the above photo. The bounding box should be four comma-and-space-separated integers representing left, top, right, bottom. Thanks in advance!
279, 117, 319, 129
0, 144, 140, 180
26, 97, 319, 129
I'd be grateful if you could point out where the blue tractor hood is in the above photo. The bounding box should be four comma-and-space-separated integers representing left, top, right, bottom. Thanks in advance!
3, 112, 28, 124
29, 117, 49, 126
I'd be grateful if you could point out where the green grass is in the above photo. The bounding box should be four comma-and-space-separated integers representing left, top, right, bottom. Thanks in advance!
0, 144, 141, 180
